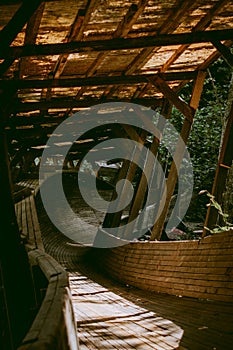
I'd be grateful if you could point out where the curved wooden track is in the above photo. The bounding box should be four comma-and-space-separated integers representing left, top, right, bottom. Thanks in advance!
36, 192, 233, 350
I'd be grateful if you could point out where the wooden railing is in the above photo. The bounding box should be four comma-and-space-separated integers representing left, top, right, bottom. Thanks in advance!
14, 185, 78, 350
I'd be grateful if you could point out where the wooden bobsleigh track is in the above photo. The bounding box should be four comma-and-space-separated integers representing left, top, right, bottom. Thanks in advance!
35, 191, 233, 350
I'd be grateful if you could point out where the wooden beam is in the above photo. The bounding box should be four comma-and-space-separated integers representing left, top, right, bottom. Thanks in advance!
19, 3, 45, 78
212, 40, 233, 69
44, 0, 98, 83
9, 97, 163, 113
189, 70, 206, 109
2, 29, 233, 59
124, 101, 172, 237
0, 0, 42, 55
0, 71, 197, 90
203, 100, 233, 235
149, 75, 195, 121
150, 71, 206, 240
103, 129, 148, 230
113, 1, 148, 38
0, 58, 15, 77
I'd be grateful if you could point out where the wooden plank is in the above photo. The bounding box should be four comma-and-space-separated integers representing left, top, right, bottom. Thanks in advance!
0, 58, 15, 77
1, 71, 196, 90
125, 101, 172, 237
21, 198, 28, 238
30, 195, 44, 250
199, 40, 233, 70
113, 1, 148, 38
25, 196, 34, 245
189, 71, 206, 109
0, 0, 42, 55
19, 3, 45, 78
149, 75, 195, 121
150, 72, 205, 240
2, 29, 233, 59
212, 40, 233, 68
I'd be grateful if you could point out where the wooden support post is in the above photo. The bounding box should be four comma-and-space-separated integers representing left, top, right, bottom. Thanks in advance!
149, 75, 195, 122
103, 128, 147, 230
124, 101, 172, 239
212, 40, 233, 69
150, 71, 206, 240
203, 100, 233, 235
0, 98, 34, 347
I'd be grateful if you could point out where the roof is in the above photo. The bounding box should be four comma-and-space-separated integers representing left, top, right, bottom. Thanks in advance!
0, 0, 233, 154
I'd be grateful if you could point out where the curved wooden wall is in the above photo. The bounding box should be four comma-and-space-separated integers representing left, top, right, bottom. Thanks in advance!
98, 231, 233, 302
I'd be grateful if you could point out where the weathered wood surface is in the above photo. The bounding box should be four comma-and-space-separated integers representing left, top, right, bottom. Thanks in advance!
15, 194, 43, 250
36, 188, 233, 349
18, 250, 78, 350
99, 231, 233, 303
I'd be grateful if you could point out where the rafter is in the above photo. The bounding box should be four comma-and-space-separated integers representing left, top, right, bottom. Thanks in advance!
52, 0, 98, 80
19, 3, 45, 78
0, 0, 42, 55
0, 0, 42, 77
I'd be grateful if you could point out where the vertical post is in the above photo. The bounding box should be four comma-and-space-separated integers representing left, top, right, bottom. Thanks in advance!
0, 95, 34, 348
103, 128, 147, 230
203, 100, 233, 235
124, 101, 172, 239
150, 71, 206, 240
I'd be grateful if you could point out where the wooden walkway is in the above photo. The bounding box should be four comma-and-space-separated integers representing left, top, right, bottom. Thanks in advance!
35, 189, 233, 350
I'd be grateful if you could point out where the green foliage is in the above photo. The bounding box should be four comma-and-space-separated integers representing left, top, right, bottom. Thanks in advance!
199, 190, 233, 234
157, 54, 232, 222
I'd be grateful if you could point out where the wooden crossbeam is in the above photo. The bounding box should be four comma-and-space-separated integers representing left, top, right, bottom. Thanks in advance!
1, 29, 233, 59
0, 71, 197, 90
148, 75, 195, 121
9, 97, 163, 113
212, 41, 233, 69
